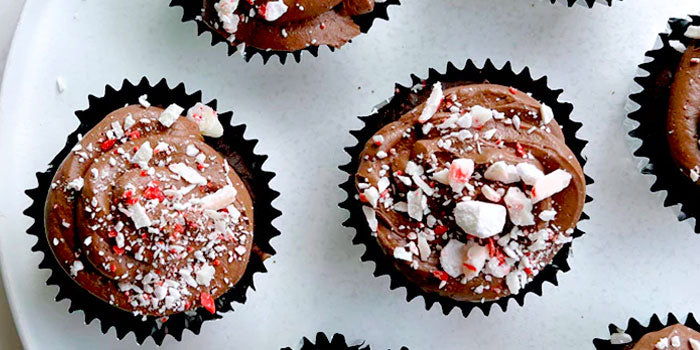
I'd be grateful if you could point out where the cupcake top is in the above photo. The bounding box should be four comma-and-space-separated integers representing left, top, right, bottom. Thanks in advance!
612, 324, 700, 350
45, 98, 253, 317
202, 0, 377, 51
667, 25, 700, 184
354, 82, 586, 302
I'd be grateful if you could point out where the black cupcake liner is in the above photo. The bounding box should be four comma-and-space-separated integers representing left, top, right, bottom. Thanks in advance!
626, 15, 700, 233
339, 59, 593, 317
24, 77, 281, 345
281, 333, 408, 350
169, 0, 399, 64
593, 313, 700, 349
549, 0, 615, 7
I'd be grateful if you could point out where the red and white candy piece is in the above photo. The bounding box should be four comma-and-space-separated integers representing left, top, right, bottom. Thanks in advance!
418, 82, 443, 123
462, 243, 488, 280
453, 200, 506, 238
531, 169, 572, 203
504, 187, 535, 226
199, 185, 237, 210
261, 0, 288, 21
469, 105, 493, 128
187, 103, 224, 138
449, 158, 474, 192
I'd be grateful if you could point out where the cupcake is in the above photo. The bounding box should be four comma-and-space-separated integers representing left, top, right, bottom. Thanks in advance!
549, 0, 613, 7
594, 314, 700, 350
341, 61, 590, 315
170, 0, 398, 62
627, 16, 700, 232
27, 78, 279, 343
282, 333, 408, 350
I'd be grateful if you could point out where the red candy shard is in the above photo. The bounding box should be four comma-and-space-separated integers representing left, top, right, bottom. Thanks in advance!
143, 183, 165, 202
432, 270, 449, 281
200, 292, 216, 314
100, 138, 117, 151
434, 225, 448, 235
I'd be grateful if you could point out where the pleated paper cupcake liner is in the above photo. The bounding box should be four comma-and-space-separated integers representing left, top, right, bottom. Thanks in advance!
169, 0, 399, 64
625, 15, 700, 233
549, 0, 615, 7
593, 313, 700, 349
339, 59, 593, 317
281, 332, 408, 350
24, 77, 281, 344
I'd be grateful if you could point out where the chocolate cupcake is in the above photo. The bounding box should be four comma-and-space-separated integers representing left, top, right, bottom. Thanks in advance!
282, 333, 408, 350
627, 16, 700, 232
594, 314, 700, 350
340, 61, 591, 315
170, 0, 398, 63
549, 0, 614, 7
25, 78, 279, 343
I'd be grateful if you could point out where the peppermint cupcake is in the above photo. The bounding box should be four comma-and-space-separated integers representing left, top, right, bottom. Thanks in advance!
594, 314, 700, 350
27, 78, 279, 343
341, 61, 590, 315
170, 0, 398, 62
627, 16, 700, 232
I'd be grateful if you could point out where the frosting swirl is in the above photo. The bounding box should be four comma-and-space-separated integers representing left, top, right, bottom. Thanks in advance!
46, 101, 253, 316
667, 37, 700, 183
355, 83, 586, 301
204, 0, 376, 51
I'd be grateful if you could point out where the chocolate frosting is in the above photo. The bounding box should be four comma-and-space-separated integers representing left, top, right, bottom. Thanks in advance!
45, 104, 254, 316
667, 42, 700, 183
628, 324, 700, 350
354, 83, 586, 301
203, 0, 374, 51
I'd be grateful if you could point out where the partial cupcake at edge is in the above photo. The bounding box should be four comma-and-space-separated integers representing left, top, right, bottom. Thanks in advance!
595, 314, 700, 350
627, 18, 700, 232
348, 76, 586, 303
46, 98, 255, 318
173, 0, 397, 61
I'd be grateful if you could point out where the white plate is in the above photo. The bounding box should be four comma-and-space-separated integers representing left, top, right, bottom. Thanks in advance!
1, 0, 699, 349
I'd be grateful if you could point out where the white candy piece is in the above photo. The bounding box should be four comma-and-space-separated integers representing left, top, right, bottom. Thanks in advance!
540, 103, 554, 124
609, 332, 632, 345
431, 168, 450, 185
531, 169, 572, 203
538, 209, 557, 221
689, 338, 700, 350
214, 0, 240, 33
685, 25, 700, 39
439, 239, 468, 278
168, 163, 207, 185
130, 203, 152, 229
363, 186, 380, 208
470, 105, 493, 128
457, 112, 472, 128
481, 185, 502, 202
406, 189, 425, 222
516, 163, 544, 186
393, 246, 413, 262
262, 0, 288, 21
66, 177, 84, 191
449, 158, 474, 192
504, 187, 535, 226
138, 94, 150, 108
131, 141, 153, 168
505, 270, 525, 294
195, 264, 215, 286
70, 260, 84, 277
484, 161, 520, 184
417, 235, 431, 261
418, 82, 443, 123
362, 206, 378, 231
187, 102, 224, 138
200, 185, 237, 210
158, 103, 184, 128
453, 200, 506, 238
